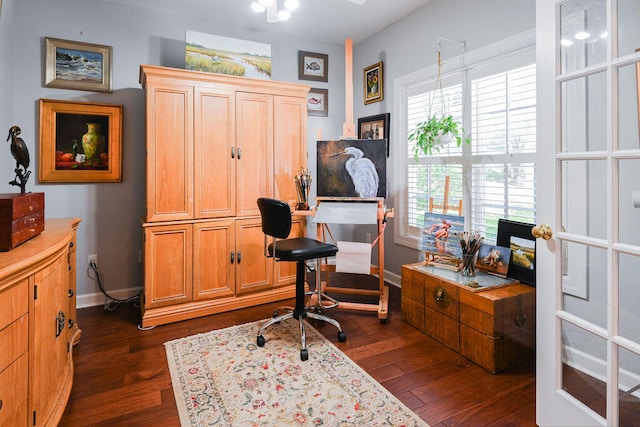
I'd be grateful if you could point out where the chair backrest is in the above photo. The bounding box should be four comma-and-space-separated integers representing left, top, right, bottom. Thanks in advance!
257, 198, 292, 239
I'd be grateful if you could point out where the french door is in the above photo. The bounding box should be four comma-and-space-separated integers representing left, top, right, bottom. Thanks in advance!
537, 0, 640, 425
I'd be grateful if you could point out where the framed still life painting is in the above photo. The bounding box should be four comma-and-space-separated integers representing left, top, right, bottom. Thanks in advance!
39, 99, 122, 183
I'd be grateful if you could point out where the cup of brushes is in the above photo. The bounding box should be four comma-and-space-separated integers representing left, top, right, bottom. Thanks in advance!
459, 231, 483, 277
294, 168, 311, 210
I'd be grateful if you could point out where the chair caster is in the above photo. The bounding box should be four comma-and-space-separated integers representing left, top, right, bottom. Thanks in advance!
257, 335, 266, 347
300, 348, 309, 361
338, 331, 347, 342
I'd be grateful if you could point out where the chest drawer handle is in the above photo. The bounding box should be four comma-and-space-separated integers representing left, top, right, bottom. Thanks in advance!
433, 286, 450, 309
514, 315, 528, 328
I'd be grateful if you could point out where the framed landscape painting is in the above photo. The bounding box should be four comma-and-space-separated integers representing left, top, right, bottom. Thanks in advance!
185, 30, 271, 79
45, 37, 112, 92
497, 219, 536, 286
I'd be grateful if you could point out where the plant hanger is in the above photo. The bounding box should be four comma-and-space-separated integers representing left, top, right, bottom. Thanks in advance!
409, 37, 470, 160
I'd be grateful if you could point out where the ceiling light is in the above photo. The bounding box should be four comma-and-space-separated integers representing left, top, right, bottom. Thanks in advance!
599, 31, 609, 39
251, 2, 266, 12
574, 31, 590, 40
284, 0, 299, 11
277, 9, 291, 20
560, 39, 574, 47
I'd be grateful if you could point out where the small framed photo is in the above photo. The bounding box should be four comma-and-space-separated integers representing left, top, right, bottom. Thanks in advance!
307, 88, 328, 117
357, 113, 390, 156
298, 51, 328, 82
45, 37, 112, 92
363, 61, 383, 105
39, 99, 123, 183
476, 243, 512, 278
497, 219, 536, 286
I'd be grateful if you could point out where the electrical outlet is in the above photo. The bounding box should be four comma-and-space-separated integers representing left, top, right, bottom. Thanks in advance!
88, 254, 98, 267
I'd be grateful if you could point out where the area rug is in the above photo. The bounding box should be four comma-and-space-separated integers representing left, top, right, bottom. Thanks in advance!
164, 318, 428, 426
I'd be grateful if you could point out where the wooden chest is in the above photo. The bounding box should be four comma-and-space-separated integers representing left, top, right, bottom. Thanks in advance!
401, 263, 535, 373
0, 193, 45, 251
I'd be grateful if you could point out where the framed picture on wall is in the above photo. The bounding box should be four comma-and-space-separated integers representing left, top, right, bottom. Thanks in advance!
307, 88, 328, 116
357, 113, 390, 156
38, 99, 123, 183
363, 61, 383, 104
44, 37, 112, 92
298, 51, 328, 82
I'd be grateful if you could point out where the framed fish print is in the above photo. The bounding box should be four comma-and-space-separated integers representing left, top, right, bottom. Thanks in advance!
298, 51, 328, 82
44, 37, 112, 92
307, 88, 328, 117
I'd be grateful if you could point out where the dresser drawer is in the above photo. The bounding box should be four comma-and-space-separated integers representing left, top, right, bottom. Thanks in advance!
0, 279, 28, 330
0, 353, 28, 426
0, 192, 45, 251
0, 315, 28, 373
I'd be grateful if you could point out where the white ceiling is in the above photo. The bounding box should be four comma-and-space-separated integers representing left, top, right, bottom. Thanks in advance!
102, 0, 432, 45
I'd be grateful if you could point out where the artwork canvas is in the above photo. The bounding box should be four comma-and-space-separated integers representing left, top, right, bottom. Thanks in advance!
475, 243, 511, 278
185, 31, 271, 79
497, 219, 536, 286
421, 213, 464, 259
316, 139, 386, 199
45, 37, 112, 92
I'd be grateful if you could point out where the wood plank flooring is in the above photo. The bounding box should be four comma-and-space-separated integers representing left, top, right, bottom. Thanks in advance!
60, 274, 536, 426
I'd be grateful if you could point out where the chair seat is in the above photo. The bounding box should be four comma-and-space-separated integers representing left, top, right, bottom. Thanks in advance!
269, 237, 338, 261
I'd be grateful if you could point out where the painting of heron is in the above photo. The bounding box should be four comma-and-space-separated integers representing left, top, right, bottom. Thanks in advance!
316, 139, 386, 199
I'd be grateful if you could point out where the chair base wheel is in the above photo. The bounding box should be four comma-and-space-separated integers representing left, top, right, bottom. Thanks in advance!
257, 335, 266, 347
338, 331, 347, 342
300, 348, 309, 361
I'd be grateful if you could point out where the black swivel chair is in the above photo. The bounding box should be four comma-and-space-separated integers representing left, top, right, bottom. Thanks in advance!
256, 197, 346, 361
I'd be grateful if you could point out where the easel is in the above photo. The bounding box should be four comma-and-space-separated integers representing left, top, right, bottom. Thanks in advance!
310, 198, 393, 322
425, 176, 463, 268
429, 175, 462, 216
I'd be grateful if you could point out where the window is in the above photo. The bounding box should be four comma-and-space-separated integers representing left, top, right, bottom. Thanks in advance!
393, 31, 536, 248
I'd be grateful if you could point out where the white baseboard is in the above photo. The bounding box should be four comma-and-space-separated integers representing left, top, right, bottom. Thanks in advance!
77, 286, 142, 309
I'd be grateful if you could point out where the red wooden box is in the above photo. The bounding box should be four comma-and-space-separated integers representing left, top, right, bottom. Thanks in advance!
0, 193, 45, 251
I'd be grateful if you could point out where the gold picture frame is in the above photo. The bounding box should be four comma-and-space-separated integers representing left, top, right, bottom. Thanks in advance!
45, 37, 112, 92
363, 61, 383, 105
39, 99, 122, 183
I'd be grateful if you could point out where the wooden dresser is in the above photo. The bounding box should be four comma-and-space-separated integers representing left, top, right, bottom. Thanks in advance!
401, 263, 535, 373
0, 218, 80, 426
139, 65, 309, 327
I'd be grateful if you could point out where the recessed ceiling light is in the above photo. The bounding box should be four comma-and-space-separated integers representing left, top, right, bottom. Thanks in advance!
560, 39, 574, 47
574, 31, 590, 40
599, 31, 609, 39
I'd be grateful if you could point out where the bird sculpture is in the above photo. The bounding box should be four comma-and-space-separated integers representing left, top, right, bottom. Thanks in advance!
7, 125, 31, 193
333, 146, 379, 198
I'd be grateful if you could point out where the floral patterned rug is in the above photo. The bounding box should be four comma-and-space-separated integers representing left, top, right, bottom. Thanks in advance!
164, 318, 428, 426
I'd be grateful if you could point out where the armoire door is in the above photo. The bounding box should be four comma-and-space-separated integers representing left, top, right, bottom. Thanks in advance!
236, 92, 273, 217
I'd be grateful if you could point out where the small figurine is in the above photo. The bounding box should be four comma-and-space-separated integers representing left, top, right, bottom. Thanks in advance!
7, 125, 31, 194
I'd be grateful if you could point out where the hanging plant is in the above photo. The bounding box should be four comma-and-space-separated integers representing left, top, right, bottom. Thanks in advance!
408, 50, 470, 161
409, 114, 469, 160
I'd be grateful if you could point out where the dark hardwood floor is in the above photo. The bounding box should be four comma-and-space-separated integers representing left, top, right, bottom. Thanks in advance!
60, 274, 536, 426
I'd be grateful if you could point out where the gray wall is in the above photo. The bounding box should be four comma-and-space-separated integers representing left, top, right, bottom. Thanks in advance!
0, 0, 535, 305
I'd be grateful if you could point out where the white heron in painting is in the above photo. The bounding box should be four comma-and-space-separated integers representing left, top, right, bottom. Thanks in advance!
332, 146, 379, 198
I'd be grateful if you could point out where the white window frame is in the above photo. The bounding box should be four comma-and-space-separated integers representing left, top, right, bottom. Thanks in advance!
392, 30, 536, 250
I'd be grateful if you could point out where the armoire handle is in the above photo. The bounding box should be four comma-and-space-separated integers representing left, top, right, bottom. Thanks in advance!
231, 147, 235, 159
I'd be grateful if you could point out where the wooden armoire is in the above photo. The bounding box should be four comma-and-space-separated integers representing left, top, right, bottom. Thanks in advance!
139, 65, 309, 327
